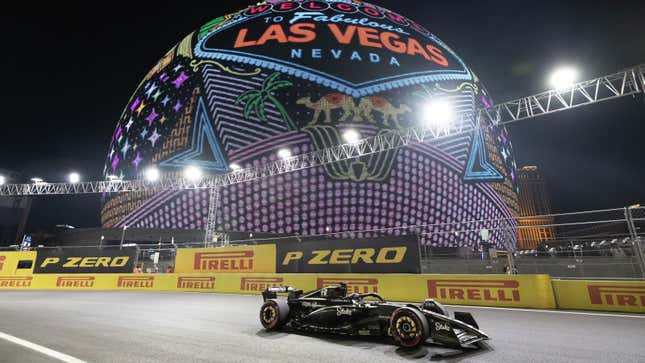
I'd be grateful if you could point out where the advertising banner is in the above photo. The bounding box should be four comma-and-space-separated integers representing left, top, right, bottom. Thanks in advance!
552, 280, 645, 313
175, 245, 276, 273
0, 272, 561, 310
421, 274, 556, 309
276, 235, 420, 273
33, 248, 137, 274
0, 251, 36, 275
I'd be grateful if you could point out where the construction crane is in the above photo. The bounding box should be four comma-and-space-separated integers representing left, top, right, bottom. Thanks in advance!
0, 64, 643, 244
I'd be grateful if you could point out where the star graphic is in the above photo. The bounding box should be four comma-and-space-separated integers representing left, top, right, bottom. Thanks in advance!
159, 72, 170, 82
118, 134, 124, 145
172, 71, 189, 89
121, 139, 130, 158
108, 148, 115, 159
140, 127, 148, 140
130, 98, 141, 113
145, 83, 158, 98
148, 129, 161, 147
146, 109, 159, 126
152, 89, 163, 102
173, 64, 183, 72
136, 100, 147, 116
125, 117, 134, 131
111, 154, 120, 172
133, 143, 138, 151
161, 96, 171, 106
131, 152, 144, 170
143, 82, 152, 91
114, 126, 123, 141
159, 116, 167, 125
173, 101, 183, 112
501, 148, 508, 160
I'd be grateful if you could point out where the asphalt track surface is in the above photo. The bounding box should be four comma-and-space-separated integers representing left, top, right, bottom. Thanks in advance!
0, 291, 644, 363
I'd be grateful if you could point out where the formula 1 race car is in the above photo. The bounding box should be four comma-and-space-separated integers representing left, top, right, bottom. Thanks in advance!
259, 282, 489, 349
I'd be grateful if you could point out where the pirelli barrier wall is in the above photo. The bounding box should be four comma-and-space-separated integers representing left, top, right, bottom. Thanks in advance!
174, 237, 420, 274
2, 248, 644, 313
552, 279, 645, 313
0, 273, 556, 309
0, 251, 36, 275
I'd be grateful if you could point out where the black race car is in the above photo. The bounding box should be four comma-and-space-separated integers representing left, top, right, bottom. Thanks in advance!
260, 282, 489, 349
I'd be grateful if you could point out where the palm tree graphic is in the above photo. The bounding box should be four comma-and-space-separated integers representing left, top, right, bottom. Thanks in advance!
235, 72, 297, 130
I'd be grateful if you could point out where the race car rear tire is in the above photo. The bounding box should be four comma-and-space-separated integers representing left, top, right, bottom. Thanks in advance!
390, 307, 429, 349
260, 299, 289, 331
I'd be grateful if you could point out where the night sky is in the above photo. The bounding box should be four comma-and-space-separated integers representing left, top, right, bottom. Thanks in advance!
0, 0, 643, 230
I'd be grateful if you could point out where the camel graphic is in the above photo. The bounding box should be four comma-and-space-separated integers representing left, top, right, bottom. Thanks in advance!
356, 97, 412, 128
297, 93, 360, 124
297, 94, 411, 128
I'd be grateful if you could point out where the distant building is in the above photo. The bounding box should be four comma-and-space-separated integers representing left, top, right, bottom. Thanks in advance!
0, 169, 31, 245
517, 166, 556, 249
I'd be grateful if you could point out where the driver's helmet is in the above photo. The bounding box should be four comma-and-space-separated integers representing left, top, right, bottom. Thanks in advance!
321, 282, 347, 299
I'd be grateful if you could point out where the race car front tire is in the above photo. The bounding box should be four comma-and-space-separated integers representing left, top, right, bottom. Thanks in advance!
390, 307, 429, 349
260, 299, 289, 330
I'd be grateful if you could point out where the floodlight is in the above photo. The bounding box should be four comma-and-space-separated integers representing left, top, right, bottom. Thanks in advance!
31, 178, 44, 184
107, 175, 122, 183
68, 172, 81, 184
0, 175, 5, 186
549, 66, 578, 90
183, 166, 202, 181
229, 163, 241, 171
342, 129, 361, 144
144, 167, 160, 182
277, 148, 292, 159
422, 100, 454, 129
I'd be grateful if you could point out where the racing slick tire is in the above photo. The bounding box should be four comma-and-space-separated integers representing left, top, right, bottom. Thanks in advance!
390, 307, 430, 349
260, 299, 290, 331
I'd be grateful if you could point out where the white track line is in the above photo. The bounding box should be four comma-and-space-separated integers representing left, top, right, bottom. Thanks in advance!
0, 331, 86, 363
445, 304, 645, 319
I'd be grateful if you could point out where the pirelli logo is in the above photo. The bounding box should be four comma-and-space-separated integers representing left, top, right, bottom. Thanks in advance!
317, 278, 379, 293
587, 285, 645, 307
177, 276, 216, 290
0, 276, 33, 288
194, 251, 254, 271
240, 277, 284, 291
0, 255, 5, 270
56, 276, 95, 288
117, 276, 154, 289
427, 280, 520, 302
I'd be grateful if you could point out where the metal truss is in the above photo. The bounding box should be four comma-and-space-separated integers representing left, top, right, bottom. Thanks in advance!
480, 64, 645, 126
1, 64, 643, 198
204, 187, 220, 245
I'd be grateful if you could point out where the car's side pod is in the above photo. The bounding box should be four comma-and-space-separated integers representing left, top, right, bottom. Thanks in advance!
453, 312, 479, 329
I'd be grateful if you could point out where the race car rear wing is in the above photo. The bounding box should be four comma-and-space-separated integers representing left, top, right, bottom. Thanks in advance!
262, 286, 302, 301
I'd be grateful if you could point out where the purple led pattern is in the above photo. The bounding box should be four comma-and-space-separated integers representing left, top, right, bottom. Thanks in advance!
128, 140, 515, 249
